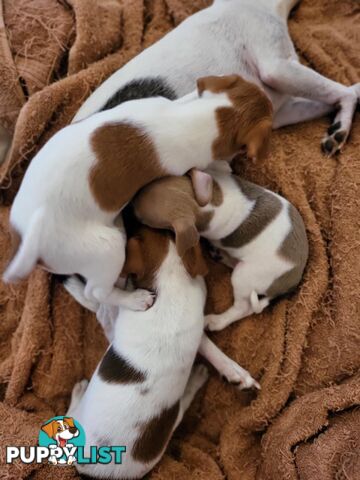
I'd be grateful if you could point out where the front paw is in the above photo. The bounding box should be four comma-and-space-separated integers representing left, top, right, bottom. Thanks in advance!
222, 359, 260, 390
130, 289, 156, 311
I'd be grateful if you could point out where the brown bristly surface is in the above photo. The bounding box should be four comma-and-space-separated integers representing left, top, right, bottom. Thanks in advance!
0, 0, 359, 479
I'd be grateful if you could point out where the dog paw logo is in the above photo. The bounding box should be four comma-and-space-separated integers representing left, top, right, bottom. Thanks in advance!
38, 416, 85, 466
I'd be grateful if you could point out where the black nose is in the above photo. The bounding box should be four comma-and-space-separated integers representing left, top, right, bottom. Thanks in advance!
69, 427, 78, 435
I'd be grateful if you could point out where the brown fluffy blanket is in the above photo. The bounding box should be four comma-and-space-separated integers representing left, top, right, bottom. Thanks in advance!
0, 1, 359, 479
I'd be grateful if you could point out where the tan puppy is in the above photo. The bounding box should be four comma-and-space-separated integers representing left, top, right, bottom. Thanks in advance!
133, 169, 308, 329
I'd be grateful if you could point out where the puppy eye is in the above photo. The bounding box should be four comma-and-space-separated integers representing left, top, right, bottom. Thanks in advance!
57, 427, 62, 432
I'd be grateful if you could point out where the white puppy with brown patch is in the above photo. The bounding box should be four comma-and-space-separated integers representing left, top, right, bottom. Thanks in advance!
65, 226, 259, 479
3, 74, 271, 311
133, 168, 309, 330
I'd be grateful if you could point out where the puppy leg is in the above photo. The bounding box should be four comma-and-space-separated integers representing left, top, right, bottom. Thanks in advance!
205, 300, 251, 332
67, 379, 89, 415
198, 334, 260, 390
174, 365, 209, 429
273, 97, 334, 129
259, 59, 360, 155
64, 276, 99, 312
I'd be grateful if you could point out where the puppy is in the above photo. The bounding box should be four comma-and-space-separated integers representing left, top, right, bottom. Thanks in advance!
74, 0, 360, 156
3, 74, 272, 311
65, 227, 259, 479
41, 417, 79, 465
133, 169, 309, 330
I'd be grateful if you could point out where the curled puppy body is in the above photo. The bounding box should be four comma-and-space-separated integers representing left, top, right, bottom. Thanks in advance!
65, 227, 259, 479
3, 74, 272, 311
133, 170, 309, 330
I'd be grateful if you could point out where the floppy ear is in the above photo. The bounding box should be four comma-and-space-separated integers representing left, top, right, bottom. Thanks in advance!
173, 217, 199, 258
121, 237, 145, 279
182, 243, 209, 278
197, 75, 238, 96
41, 421, 57, 439
242, 119, 272, 160
188, 168, 213, 206
63, 417, 75, 428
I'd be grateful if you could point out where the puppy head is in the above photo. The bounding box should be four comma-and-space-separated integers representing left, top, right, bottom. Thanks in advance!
122, 226, 208, 287
197, 74, 273, 160
121, 227, 170, 290
133, 172, 213, 257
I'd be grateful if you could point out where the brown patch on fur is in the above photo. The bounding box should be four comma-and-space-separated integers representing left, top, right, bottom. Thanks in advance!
90, 123, 166, 212
182, 242, 209, 278
98, 345, 146, 384
266, 204, 308, 298
222, 177, 282, 248
132, 401, 180, 463
123, 227, 170, 291
196, 210, 214, 232
211, 179, 223, 206
197, 75, 273, 161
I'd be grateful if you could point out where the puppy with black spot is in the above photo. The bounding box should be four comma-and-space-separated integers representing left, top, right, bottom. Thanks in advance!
3, 74, 272, 311
133, 168, 309, 331
65, 226, 259, 479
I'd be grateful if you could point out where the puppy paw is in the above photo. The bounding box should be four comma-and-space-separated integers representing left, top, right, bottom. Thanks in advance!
321, 121, 347, 157
221, 359, 260, 390
130, 289, 156, 311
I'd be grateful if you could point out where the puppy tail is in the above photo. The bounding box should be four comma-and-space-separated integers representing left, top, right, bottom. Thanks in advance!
3, 207, 45, 283
250, 290, 270, 314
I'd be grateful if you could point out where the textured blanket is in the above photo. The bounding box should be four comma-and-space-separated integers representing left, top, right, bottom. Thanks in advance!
0, 1, 359, 479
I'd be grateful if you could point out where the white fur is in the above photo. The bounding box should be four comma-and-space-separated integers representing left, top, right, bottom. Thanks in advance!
74, 0, 360, 154
3, 89, 233, 308
65, 242, 259, 478
202, 169, 299, 330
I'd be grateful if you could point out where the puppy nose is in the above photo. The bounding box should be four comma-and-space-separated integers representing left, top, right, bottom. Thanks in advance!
69, 427, 78, 434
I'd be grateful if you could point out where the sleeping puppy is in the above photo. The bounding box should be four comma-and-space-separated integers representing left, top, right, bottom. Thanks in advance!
65, 226, 259, 479
133, 169, 309, 331
74, 0, 360, 156
3, 74, 272, 311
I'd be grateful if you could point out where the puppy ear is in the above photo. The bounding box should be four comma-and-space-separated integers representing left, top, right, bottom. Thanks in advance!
63, 417, 75, 428
242, 119, 272, 161
197, 77, 207, 96
173, 217, 199, 258
121, 237, 145, 279
188, 169, 213, 206
182, 243, 208, 278
197, 75, 238, 96
41, 421, 57, 439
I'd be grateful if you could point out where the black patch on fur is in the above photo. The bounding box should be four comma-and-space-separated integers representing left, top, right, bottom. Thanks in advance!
322, 138, 335, 154
100, 77, 177, 111
327, 121, 341, 135
99, 345, 146, 384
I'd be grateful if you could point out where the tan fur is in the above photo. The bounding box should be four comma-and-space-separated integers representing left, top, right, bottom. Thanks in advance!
123, 226, 208, 287
90, 123, 166, 212
197, 75, 273, 160
133, 176, 216, 254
